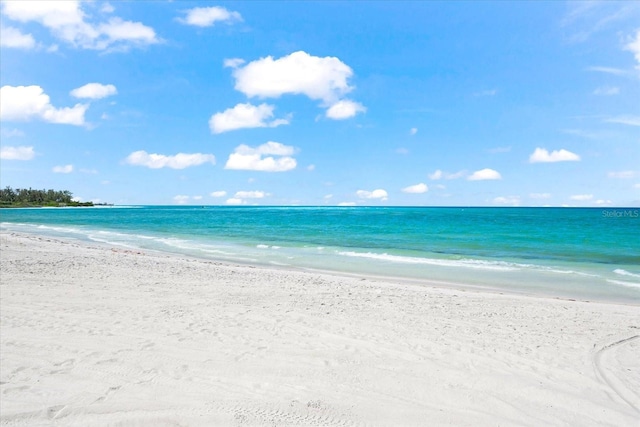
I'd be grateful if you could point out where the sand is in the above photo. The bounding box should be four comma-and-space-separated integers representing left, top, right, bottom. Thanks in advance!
1, 231, 638, 426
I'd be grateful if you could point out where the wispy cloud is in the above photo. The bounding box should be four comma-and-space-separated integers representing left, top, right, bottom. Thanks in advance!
125, 151, 215, 169
605, 115, 640, 126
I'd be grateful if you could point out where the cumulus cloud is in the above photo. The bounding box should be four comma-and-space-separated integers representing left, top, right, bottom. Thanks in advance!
605, 115, 640, 126
570, 194, 593, 201
125, 151, 216, 169
226, 198, 245, 205
70, 83, 117, 99
0, 25, 35, 48
232, 51, 354, 103
209, 103, 289, 134
0, 85, 88, 126
52, 164, 73, 173
467, 168, 502, 181
529, 148, 581, 163
210, 190, 227, 197
402, 183, 428, 194
0, 0, 158, 51
225, 141, 297, 172
0, 145, 35, 160
356, 189, 388, 201
338, 202, 357, 207
224, 58, 245, 68
178, 6, 242, 27
325, 99, 366, 120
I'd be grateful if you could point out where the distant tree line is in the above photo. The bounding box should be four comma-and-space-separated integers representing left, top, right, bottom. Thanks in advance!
0, 186, 94, 207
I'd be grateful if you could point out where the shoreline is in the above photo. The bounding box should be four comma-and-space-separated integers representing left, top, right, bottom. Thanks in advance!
1, 231, 639, 425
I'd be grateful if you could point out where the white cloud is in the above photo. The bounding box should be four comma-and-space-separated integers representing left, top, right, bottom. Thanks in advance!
178, 6, 242, 27
570, 194, 593, 201
493, 196, 520, 206
209, 103, 289, 134
410, 127, 418, 135
634, 183, 640, 189
210, 191, 227, 197
307, 164, 316, 171
605, 115, 640, 126
586, 66, 628, 75
223, 58, 245, 68
225, 142, 297, 172
226, 198, 245, 205
0, 25, 35, 48
529, 148, 581, 163
0, 85, 88, 126
193, 195, 203, 201
402, 183, 428, 194
234, 190, 267, 199
428, 169, 443, 180
70, 83, 117, 99
608, 171, 638, 179
52, 164, 73, 173
625, 29, 640, 68
338, 202, 356, 207
468, 168, 502, 181
325, 99, 366, 120
1, 1, 158, 51
529, 193, 551, 199
593, 86, 619, 96
595, 199, 612, 205
232, 51, 355, 104
0, 145, 35, 160
125, 151, 215, 169
356, 189, 388, 201
173, 195, 189, 204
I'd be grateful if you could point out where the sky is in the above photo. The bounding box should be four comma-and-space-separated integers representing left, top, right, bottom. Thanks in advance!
1, 1, 639, 207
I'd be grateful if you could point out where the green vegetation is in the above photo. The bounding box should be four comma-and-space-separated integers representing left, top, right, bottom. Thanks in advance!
0, 186, 94, 208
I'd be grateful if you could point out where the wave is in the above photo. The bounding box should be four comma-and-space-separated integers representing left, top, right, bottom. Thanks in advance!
336, 251, 520, 271
613, 269, 640, 279
607, 279, 640, 289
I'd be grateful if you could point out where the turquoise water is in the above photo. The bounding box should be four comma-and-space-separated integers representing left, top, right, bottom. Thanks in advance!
2, 206, 639, 302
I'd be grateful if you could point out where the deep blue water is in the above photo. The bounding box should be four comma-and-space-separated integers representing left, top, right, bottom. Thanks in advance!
2, 206, 639, 302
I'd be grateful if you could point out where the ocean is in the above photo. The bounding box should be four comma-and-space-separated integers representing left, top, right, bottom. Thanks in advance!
2, 206, 639, 303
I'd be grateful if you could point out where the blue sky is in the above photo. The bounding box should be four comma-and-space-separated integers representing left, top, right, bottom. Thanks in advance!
1, 1, 639, 206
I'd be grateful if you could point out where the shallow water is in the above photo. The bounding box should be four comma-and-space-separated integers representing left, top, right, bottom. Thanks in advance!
2, 206, 639, 302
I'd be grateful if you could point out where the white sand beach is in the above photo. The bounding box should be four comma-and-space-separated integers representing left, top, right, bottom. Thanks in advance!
1, 231, 639, 426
